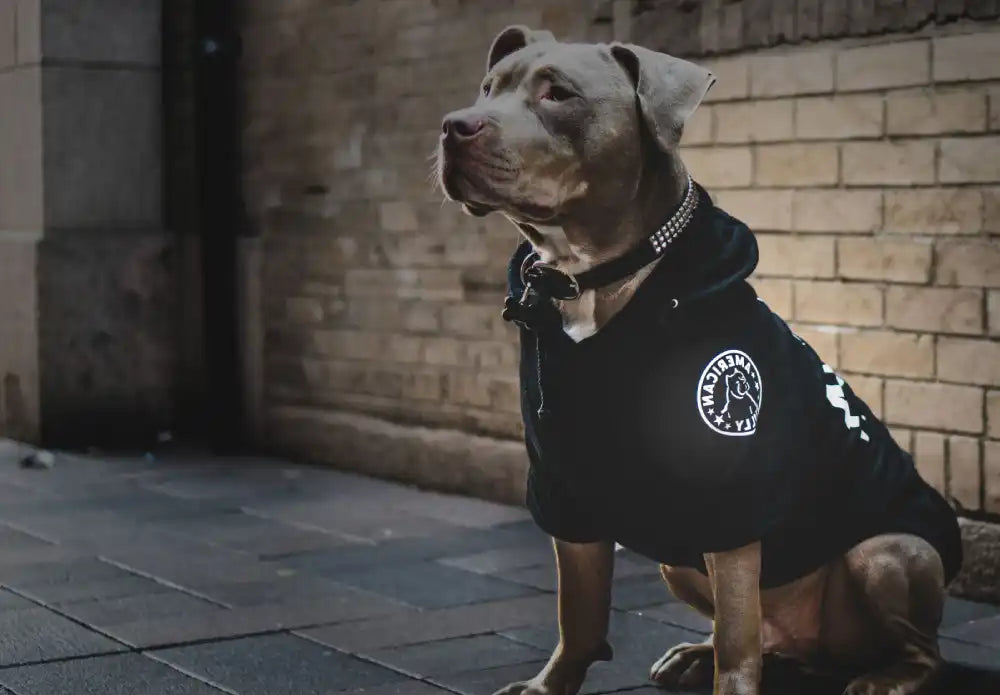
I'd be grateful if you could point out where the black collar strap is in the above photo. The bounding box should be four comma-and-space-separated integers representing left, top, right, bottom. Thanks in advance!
517, 174, 699, 302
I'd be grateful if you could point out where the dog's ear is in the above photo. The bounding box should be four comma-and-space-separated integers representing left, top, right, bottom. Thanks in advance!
610, 43, 715, 151
487, 25, 555, 71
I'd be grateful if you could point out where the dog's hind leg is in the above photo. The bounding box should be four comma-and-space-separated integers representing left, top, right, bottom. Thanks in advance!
650, 565, 716, 690
835, 534, 946, 695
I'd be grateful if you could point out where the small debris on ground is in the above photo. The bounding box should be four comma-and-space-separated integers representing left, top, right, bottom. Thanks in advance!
20, 450, 56, 469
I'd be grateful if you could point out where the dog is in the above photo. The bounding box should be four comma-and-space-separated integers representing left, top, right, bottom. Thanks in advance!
436, 26, 962, 695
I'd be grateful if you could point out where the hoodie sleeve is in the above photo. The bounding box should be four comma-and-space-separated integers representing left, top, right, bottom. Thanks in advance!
525, 450, 606, 544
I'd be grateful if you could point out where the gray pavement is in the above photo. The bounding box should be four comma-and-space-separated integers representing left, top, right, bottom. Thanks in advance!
0, 440, 997, 694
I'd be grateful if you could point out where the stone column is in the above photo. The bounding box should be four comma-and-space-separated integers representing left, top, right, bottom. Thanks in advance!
0, 1, 174, 446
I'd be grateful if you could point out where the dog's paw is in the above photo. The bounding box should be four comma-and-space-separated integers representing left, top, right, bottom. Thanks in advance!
650, 640, 715, 690
490, 681, 553, 695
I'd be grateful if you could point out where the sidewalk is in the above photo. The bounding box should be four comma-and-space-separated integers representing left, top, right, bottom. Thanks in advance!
0, 441, 996, 695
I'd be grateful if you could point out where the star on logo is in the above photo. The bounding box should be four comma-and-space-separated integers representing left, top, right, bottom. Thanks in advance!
714, 415, 724, 425
707, 408, 714, 415
724, 422, 732, 429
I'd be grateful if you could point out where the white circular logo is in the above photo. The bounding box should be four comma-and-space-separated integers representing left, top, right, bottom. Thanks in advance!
696, 349, 762, 437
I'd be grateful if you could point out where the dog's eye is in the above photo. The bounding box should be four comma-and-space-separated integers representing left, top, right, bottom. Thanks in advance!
540, 84, 576, 102
482, 81, 492, 97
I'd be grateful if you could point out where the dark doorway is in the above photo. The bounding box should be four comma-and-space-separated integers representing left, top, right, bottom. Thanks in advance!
193, 0, 243, 451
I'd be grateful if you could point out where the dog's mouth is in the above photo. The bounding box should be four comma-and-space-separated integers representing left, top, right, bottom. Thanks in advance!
437, 143, 556, 220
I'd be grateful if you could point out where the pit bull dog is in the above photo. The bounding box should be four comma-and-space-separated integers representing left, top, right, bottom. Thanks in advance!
435, 26, 962, 695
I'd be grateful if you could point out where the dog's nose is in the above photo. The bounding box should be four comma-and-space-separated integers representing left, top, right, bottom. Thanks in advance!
441, 114, 486, 143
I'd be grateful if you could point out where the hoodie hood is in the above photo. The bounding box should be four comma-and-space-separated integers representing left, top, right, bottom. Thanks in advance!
506, 183, 760, 330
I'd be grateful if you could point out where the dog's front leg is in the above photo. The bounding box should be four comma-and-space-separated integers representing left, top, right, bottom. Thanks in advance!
493, 539, 614, 695
704, 541, 762, 695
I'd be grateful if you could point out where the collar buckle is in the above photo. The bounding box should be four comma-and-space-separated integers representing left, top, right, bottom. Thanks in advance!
522, 262, 582, 301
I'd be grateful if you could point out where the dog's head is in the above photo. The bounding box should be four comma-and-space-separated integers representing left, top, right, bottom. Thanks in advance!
435, 26, 714, 228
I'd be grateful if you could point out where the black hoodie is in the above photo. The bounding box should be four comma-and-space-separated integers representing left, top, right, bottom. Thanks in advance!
508, 184, 962, 588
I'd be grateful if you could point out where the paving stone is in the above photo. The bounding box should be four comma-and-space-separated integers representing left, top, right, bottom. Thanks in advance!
1, 557, 126, 588
390, 490, 532, 529
152, 633, 406, 695
371, 634, 547, 677
431, 658, 652, 695
0, 606, 125, 666
285, 522, 550, 577
0, 653, 226, 694
337, 681, 452, 695
634, 602, 713, 634
0, 525, 55, 551
611, 575, 674, 611
106, 591, 412, 648
162, 512, 353, 558
494, 565, 557, 592
943, 597, 1000, 628
299, 594, 556, 652
17, 573, 170, 606
940, 660, 1000, 694
501, 612, 706, 672
0, 588, 35, 612
438, 545, 554, 575
942, 616, 1000, 650
190, 574, 352, 607
331, 561, 540, 609
57, 591, 224, 628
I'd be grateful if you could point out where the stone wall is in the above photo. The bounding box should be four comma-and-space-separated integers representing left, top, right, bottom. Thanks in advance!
240, 1, 1000, 513
0, 1, 176, 446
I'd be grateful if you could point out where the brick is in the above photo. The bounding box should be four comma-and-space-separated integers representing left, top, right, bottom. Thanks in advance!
914, 431, 947, 494
987, 441, 1000, 513
936, 241, 1000, 288
286, 297, 324, 324
937, 338, 1000, 386
466, 341, 517, 371
713, 189, 794, 231
840, 330, 934, 378
344, 269, 463, 301
444, 372, 492, 407
836, 40, 930, 91
991, 290, 1000, 336
682, 146, 753, 188
794, 281, 882, 326
886, 90, 987, 135
750, 278, 793, 316
682, 106, 713, 145
701, 55, 750, 102
883, 189, 982, 235
990, 390, 1000, 438
987, 188, 1000, 234
939, 137, 1000, 183
933, 32, 1000, 82
422, 337, 466, 367
792, 190, 882, 232
990, 86, 1000, 130
756, 234, 835, 278
889, 427, 912, 453
441, 304, 503, 338
949, 435, 982, 510
795, 95, 883, 140
886, 286, 983, 335
842, 141, 935, 185
756, 143, 839, 186
789, 323, 839, 366
749, 50, 834, 97
714, 100, 794, 143
884, 380, 983, 433
0, 0, 13, 69
837, 238, 932, 283
842, 372, 883, 417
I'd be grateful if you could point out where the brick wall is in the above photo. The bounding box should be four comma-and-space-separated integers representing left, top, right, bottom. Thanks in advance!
239, 1, 1000, 514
